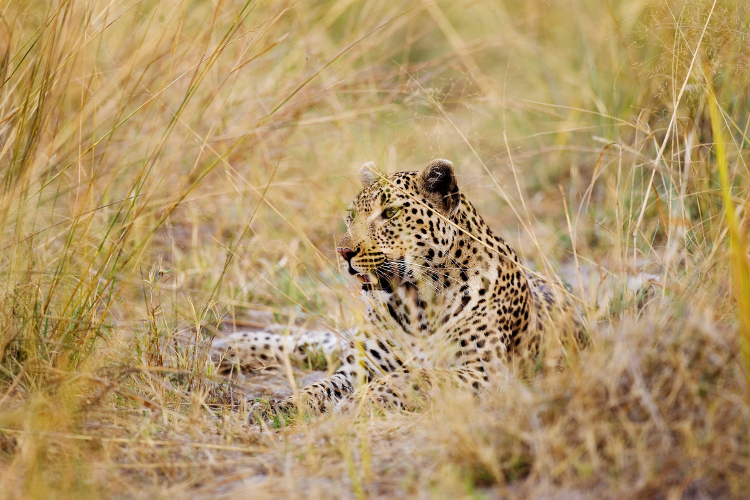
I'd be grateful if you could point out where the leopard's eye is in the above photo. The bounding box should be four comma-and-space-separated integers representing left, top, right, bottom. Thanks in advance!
383, 207, 398, 219
347, 208, 357, 221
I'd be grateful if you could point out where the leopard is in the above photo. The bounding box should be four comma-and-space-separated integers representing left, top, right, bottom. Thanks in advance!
211, 158, 584, 421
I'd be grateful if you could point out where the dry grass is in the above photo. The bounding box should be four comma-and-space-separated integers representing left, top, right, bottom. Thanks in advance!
1, 0, 749, 498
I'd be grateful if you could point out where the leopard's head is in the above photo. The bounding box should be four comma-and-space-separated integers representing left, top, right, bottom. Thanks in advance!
337, 159, 461, 291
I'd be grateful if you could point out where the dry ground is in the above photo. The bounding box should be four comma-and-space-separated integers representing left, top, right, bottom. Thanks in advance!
1, 0, 750, 498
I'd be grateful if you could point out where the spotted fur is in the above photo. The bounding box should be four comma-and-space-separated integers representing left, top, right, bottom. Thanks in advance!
210, 325, 343, 373
214, 159, 583, 419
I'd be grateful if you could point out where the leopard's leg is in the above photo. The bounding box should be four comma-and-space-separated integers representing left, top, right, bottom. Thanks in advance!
333, 365, 490, 414
250, 332, 413, 423
333, 370, 420, 414
248, 343, 360, 423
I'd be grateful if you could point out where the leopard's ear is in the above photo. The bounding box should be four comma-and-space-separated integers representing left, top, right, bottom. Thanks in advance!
359, 162, 381, 188
419, 158, 460, 215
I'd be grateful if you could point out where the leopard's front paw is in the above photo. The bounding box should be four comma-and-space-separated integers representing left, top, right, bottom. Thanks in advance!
247, 397, 300, 428
333, 394, 358, 414
246, 397, 277, 426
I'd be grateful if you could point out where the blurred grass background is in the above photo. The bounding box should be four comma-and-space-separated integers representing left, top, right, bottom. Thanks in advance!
1, 0, 749, 498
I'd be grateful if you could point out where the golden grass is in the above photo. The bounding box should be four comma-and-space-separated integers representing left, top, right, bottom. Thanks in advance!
1, 0, 749, 498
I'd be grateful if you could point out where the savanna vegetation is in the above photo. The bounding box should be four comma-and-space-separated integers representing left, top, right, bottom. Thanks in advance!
1, 0, 749, 498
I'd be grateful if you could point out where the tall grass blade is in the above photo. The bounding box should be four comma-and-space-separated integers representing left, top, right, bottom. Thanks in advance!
707, 82, 750, 382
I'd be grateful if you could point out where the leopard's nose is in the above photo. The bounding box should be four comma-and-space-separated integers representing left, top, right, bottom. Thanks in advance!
337, 247, 358, 261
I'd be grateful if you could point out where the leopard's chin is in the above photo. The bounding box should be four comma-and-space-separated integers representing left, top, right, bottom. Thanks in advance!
355, 273, 376, 285
356, 273, 378, 291
355, 272, 394, 292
